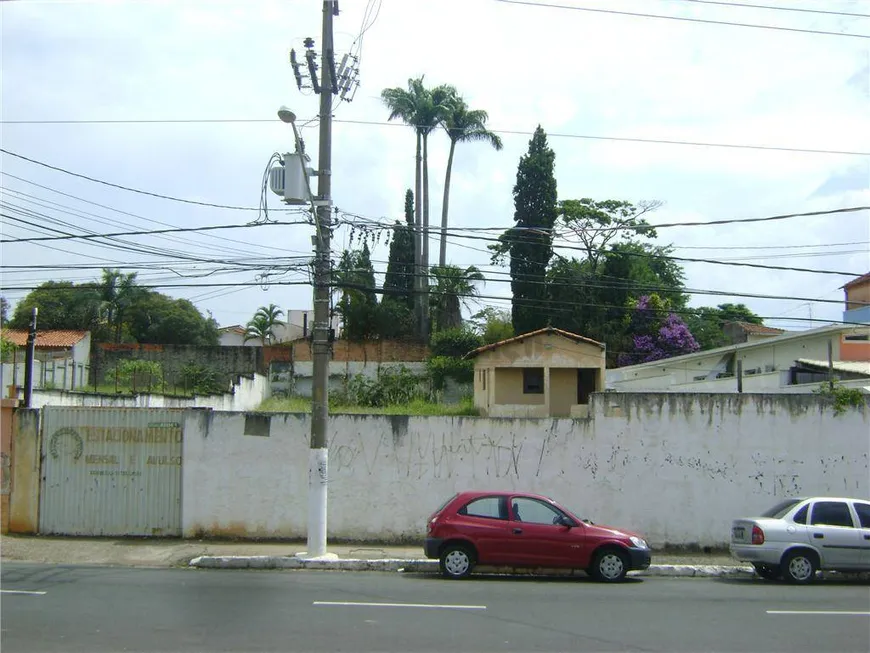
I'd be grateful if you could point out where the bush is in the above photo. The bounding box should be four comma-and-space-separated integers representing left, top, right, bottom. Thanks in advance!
117, 359, 163, 391
0, 335, 17, 363
179, 363, 226, 395
430, 328, 482, 358
426, 356, 474, 391
345, 366, 430, 407
813, 379, 866, 416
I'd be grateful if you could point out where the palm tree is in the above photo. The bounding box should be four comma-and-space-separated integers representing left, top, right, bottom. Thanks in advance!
381, 77, 456, 339
439, 98, 503, 267
100, 268, 139, 343
244, 303, 284, 346
429, 264, 485, 332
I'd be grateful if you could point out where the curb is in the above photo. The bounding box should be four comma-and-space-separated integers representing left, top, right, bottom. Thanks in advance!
188, 556, 755, 578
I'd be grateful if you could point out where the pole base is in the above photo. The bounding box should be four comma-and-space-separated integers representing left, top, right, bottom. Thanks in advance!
294, 551, 339, 561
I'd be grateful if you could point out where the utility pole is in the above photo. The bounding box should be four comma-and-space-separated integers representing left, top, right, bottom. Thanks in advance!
303, 0, 336, 559
23, 307, 37, 408
275, 0, 357, 559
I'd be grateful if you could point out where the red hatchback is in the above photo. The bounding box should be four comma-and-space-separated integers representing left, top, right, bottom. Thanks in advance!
424, 491, 652, 582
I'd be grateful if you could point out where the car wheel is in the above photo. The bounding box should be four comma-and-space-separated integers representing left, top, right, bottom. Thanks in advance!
781, 550, 817, 584
440, 543, 475, 579
589, 548, 629, 583
752, 563, 780, 580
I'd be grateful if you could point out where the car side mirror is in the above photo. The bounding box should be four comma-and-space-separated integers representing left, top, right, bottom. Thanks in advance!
557, 515, 574, 528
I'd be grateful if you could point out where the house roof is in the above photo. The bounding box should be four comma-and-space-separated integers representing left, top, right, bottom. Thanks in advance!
465, 327, 604, 359
796, 359, 870, 376
842, 272, 870, 290
1, 329, 88, 348
727, 321, 786, 336
218, 325, 247, 335
611, 323, 870, 372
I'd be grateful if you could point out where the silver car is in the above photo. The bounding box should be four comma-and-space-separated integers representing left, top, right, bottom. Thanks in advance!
730, 496, 870, 583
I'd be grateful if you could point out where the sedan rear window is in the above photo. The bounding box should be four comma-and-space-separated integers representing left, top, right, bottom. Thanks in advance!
761, 499, 802, 519
459, 496, 507, 520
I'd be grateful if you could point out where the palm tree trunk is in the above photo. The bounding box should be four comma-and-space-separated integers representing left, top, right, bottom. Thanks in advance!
422, 133, 431, 340
414, 131, 424, 340
439, 139, 456, 268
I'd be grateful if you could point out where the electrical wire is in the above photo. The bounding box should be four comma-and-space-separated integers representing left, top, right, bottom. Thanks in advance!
0, 148, 299, 211
2, 120, 865, 156
492, 0, 870, 39
656, 0, 870, 19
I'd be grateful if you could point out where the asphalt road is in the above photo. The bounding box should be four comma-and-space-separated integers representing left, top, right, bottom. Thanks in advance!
2, 564, 868, 652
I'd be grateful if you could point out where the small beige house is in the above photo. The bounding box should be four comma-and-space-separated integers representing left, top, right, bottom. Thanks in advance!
466, 327, 606, 418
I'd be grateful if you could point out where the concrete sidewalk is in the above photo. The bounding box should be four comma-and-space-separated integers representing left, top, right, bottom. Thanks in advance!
1, 534, 752, 578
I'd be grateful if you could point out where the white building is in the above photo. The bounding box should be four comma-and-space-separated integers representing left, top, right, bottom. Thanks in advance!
217, 310, 341, 347
606, 324, 870, 394
1, 330, 92, 397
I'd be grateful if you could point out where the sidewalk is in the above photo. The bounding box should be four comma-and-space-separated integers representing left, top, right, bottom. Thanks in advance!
1, 534, 750, 577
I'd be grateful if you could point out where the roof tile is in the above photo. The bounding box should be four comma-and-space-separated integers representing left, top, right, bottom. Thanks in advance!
1, 329, 89, 348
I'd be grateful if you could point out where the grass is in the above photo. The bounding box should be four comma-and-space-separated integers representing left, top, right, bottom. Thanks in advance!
257, 395, 479, 416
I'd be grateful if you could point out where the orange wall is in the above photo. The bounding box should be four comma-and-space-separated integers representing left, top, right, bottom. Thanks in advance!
845, 280, 870, 311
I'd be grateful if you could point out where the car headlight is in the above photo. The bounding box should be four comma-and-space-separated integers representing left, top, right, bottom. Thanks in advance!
629, 536, 648, 549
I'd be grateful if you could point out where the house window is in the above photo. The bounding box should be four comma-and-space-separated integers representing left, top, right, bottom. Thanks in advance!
482, 370, 486, 391
523, 368, 544, 394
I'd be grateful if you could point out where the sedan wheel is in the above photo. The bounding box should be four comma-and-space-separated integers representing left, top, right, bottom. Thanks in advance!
782, 551, 817, 584
440, 544, 475, 579
590, 549, 629, 583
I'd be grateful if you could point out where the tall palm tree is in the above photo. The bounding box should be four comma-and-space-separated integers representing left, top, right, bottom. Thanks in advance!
100, 268, 139, 343
429, 264, 485, 332
244, 303, 284, 346
381, 77, 456, 339
439, 98, 503, 267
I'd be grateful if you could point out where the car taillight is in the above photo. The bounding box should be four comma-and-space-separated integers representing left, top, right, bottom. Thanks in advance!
427, 517, 437, 535
751, 525, 765, 545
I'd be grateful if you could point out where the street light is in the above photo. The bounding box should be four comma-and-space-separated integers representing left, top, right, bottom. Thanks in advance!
277, 105, 297, 124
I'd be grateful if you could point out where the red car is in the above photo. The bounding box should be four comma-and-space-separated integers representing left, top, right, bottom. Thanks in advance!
424, 491, 652, 582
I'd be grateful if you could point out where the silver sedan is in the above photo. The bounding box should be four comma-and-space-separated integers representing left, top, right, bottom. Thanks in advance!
730, 496, 870, 583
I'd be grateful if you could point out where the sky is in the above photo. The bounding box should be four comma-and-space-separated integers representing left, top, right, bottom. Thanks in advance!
1, 0, 868, 334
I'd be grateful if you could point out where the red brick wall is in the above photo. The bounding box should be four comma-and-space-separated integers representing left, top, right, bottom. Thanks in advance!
266, 340, 430, 363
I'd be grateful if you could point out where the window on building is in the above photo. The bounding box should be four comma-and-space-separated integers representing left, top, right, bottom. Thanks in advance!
523, 368, 544, 394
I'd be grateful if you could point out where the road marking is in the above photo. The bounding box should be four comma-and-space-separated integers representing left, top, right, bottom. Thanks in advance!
313, 601, 486, 610
767, 611, 870, 616
0, 590, 47, 596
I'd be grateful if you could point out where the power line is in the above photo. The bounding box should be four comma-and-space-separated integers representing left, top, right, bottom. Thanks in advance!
657, 0, 870, 19
0, 172, 305, 255
0, 148, 299, 211
2, 120, 866, 156
493, 0, 870, 39
0, 217, 310, 244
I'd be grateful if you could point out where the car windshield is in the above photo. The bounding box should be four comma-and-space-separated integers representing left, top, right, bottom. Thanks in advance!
761, 498, 802, 519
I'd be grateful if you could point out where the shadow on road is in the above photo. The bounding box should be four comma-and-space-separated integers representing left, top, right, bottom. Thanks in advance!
399, 571, 643, 584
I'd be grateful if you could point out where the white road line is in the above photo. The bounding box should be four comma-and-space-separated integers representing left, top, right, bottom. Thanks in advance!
767, 611, 870, 616
1, 590, 47, 596
313, 601, 486, 610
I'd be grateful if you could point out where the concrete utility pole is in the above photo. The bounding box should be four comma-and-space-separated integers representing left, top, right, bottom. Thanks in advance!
23, 307, 37, 408
307, 0, 336, 559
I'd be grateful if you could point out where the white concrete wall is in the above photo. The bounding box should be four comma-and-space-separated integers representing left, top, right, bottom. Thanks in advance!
610, 371, 870, 394
29, 373, 270, 412
289, 361, 427, 398
180, 393, 869, 546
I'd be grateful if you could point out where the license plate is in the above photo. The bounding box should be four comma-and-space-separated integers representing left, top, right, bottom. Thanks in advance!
732, 526, 745, 540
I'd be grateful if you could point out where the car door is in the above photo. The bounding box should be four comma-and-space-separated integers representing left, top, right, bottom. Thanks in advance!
808, 500, 863, 569
851, 500, 870, 569
505, 496, 583, 567
454, 495, 513, 565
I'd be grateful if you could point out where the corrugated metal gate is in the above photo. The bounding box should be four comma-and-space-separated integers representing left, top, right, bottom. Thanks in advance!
39, 407, 184, 536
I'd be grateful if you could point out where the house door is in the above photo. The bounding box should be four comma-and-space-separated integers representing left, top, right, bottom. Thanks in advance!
577, 369, 597, 404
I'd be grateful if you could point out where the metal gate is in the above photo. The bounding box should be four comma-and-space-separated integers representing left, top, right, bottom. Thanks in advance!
39, 407, 183, 536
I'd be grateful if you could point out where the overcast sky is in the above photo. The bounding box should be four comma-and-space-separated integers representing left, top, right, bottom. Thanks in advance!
1, 0, 868, 333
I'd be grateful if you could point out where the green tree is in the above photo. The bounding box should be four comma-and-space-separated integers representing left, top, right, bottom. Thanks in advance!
100, 268, 140, 343
334, 244, 379, 340
429, 264, 484, 333
10, 281, 103, 333
470, 307, 514, 344
439, 96, 503, 266
684, 303, 764, 350
127, 291, 219, 345
244, 304, 284, 346
382, 190, 416, 309
0, 296, 9, 325
491, 126, 558, 335
381, 77, 456, 338
557, 198, 660, 272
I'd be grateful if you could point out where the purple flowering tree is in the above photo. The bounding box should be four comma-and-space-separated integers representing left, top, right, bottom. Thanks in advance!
617, 294, 700, 366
